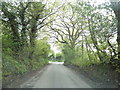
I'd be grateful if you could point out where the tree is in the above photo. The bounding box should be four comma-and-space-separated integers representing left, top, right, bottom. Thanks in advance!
110, 0, 120, 63
49, 1, 118, 65
18, 2, 30, 47
49, 3, 87, 62
55, 53, 63, 61
2, 2, 21, 57
1, 1, 57, 77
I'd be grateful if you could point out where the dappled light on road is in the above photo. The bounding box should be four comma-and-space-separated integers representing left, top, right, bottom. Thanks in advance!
49, 61, 64, 64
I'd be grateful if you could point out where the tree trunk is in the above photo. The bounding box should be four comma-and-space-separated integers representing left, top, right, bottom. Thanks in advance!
81, 35, 84, 60
87, 17, 103, 62
84, 34, 98, 61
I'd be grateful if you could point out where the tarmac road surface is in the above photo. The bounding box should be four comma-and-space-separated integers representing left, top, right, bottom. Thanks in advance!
20, 62, 92, 88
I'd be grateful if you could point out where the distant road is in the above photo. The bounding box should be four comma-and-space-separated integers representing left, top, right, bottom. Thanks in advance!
21, 62, 92, 88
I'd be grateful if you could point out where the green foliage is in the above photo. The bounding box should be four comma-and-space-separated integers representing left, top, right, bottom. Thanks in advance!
2, 0, 120, 80
2, 54, 27, 76
57, 1, 119, 73
2, 23, 50, 78
62, 45, 75, 64
33, 39, 51, 59
2, 2, 53, 79
2, 39, 50, 77
55, 53, 63, 62
63, 44, 101, 67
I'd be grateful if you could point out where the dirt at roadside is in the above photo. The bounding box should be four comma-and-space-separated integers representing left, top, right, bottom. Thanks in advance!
65, 64, 119, 88
2, 64, 49, 88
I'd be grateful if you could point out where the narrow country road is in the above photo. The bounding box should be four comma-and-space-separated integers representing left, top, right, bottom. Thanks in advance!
20, 62, 92, 88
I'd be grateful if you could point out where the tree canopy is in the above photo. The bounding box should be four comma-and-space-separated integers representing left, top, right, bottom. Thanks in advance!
1, 0, 120, 80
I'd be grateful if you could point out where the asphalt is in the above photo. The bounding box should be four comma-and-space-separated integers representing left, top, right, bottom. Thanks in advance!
20, 62, 93, 88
